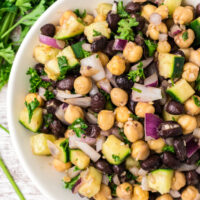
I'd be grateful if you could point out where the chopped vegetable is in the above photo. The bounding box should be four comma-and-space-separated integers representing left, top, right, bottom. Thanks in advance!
93, 30, 102, 37
163, 145, 175, 153
128, 62, 145, 82
25, 98, 39, 123
74, 9, 86, 18
144, 40, 158, 57
193, 96, 200, 107
44, 90, 55, 101
117, 1, 129, 18
57, 56, 70, 80
69, 118, 88, 137
182, 31, 188, 41
64, 175, 80, 190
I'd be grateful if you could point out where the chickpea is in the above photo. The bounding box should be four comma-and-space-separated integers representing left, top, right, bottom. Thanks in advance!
147, 23, 168, 41
189, 49, 200, 66
25, 93, 43, 106
98, 110, 115, 131
96, 3, 112, 18
173, 6, 194, 25
141, 4, 157, 21
132, 185, 149, 200
174, 29, 195, 49
107, 55, 126, 76
83, 14, 94, 25
182, 62, 199, 82
97, 52, 109, 67
155, 5, 169, 20
131, 140, 150, 161
94, 15, 106, 22
135, 102, 155, 118
116, 183, 133, 200
94, 184, 112, 200
156, 194, 173, 200
171, 171, 186, 191
52, 159, 71, 172
60, 10, 77, 26
110, 88, 128, 107
74, 76, 92, 95
147, 138, 165, 153
178, 114, 197, 134
64, 105, 84, 124
181, 48, 194, 61
157, 41, 171, 53
181, 186, 199, 200
123, 42, 143, 63
115, 106, 130, 123
184, 96, 200, 115
124, 120, 144, 143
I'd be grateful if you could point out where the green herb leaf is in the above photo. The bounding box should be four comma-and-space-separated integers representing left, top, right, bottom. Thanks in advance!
57, 56, 70, 80
25, 98, 39, 123
43, 113, 53, 128
60, 139, 69, 162
119, 128, 131, 145
195, 73, 200, 91
126, 171, 137, 181
112, 154, 120, 162
193, 96, 200, 107
163, 145, 175, 153
131, 87, 142, 93
107, 174, 113, 183
129, 113, 139, 120
182, 31, 188, 41
117, 1, 129, 18
128, 62, 145, 82
144, 40, 158, 57
64, 175, 80, 190
110, 183, 117, 196
44, 90, 55, 101
0, 124, 9, 134
15, 0, 32, 15
74, 9, 86, 18
69, 118, 88, 137
93, 29, 102, 37
196, 160, 200, 166
74, 166, 80, 172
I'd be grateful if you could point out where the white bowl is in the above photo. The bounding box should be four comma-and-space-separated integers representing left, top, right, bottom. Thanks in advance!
7, 0, 200, 199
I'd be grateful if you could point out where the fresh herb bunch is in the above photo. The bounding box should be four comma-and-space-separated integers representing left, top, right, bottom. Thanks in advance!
0, 0, 57, 91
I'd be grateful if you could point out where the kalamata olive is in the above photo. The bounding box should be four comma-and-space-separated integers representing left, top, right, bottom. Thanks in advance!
46, 99, 61, 114
162, 152, 181, 169
135, 33, 144, 46
125, 2, 141, 13
34, 63, 44, 75
56, 76, 75, 91
196, 4, 200, 17
186, 151, 200, 164
49, 120, 65, 138
90, 93, 106, 113
104, 40, 117, 57
158, 121, 183, 138
174, 50, 185, 58
141, 155, 162, 171
168, 37, 178, 52
135, 15, 146, 31
40, 24, 56, 37
174, 138, 187, 161
149, 192, 159, 200
85, 124, 100, 138
154, 100, 163, 115
113, 164, 126, 174
106, 11, 120, 32
39, 125, 50, 133
165, 100, 185, 115
115, 74, 134, 90
95, 159, 113, 174
91, 36, 107, 52
186, 171, 199, 185
127, 99, 135, 113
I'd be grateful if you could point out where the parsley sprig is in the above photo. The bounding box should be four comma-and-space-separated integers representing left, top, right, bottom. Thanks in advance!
57, 56, 70, 80
195, 73, 200, 91
193, 96, 200, 107
25, 98, 39, 123
93, 29, 102, 37
64, 175, 80, 190
44, 90, 55, 101
128, 62, 145, 82
74, 9, 86, 18
144, 40, 158, 57
112, 154, 120, 162
182, 31, 188, 41
162, 145, 175, 153
117, 1, 129, 18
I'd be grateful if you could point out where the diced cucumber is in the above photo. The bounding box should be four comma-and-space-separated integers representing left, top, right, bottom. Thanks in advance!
70, 149, 90, 169
78, 166, 102, 198
30, 134, 56, 155
158, 53, 185, 79
190, 17, 200, 46
148, 169, 174, 194
54, 138, 69, 163
164, 0, 182, 15
102, 135, 131, 165
71, 41, 88, 59
163, 110, 180, 122
44, 58, 60, 81
55, 17, 84, 40
19, 107, 43, 132
166, 79, 195, 103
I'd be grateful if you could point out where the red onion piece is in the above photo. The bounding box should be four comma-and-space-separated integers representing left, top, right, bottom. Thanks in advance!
150, 13, 162, 25
65, 97, 91, 108
98, 78, 112, 94
85, 112, 97, 125
82, 43, 92, 52
113, 175, 120, 186
47, 140, 59, 157
165, 138, 174, 146
193, 128, 200, 139
38, 87, 46, 100
169, 25, 182, 38
178, 164, 197, 171
159, 33, 168, 42
72, 178, 82, 193
81, 135, 96, 146
102, 174, 109, 185
186, 137, 199, 158
144, 73, 158, 87
39, 34, 65, 49
55, 103, 69, 125
105, 68, 118, 88
132, 83, 162, 102
170, 190, 181, 198
96, 136, 106, 152
129, 167, 139, 176
130, 57, 153, 71
55, 90, 82, 101
145, 113, 163, 141
141, 176, 149, 191
67, 166, 81, 178
111, 1, 117, 14
89, 82, 99, 96
111, 127, 123, 140
113, 39, 128, 51
196, 166, 200, 174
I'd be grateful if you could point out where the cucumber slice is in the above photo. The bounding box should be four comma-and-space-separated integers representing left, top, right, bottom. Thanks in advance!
148, 169, 174, 194
70, 149, 90, 169
190, 17, 200, 46
158, 53, 185, 79
19, 107, 43, 132
163, 110, 180, 122
71, 41, 87, 59
102, 135, 131, 165
31, 134, 56, 155
164, 0, 182, 15
166, 79, 195, 103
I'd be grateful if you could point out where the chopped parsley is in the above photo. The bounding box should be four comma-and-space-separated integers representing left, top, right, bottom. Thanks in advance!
74, 9, 86, 18
64, 175, 80, 190
196, 160, 200, 166
182, 31, 188, 41
128, 62, 145, 82
25, 98, 39, 123
195, 73, 200, 91
117, 1, 129, 18
110, 183, 117, 196
144, 40, 158, 57
193, 96, 200, 107
126, 186, 130, 191
129, 113, 139, 120
126, 171, 137, 181
60, 139, 70, 162
44, 90, 55, 101
93, 29, 102, 37
172, 117, 176, 122
57, 56, 70, 80
107, 174, 113, 183
112, 154, 120, 162
99, 89, 115, 110
119, 128, 131, 145
43, 113, 53, 128
162, 145, 175, 153
69, 118, 88, 137
83, 49, 91, 58
131, 87, 142, 93
74, 166, 80, 172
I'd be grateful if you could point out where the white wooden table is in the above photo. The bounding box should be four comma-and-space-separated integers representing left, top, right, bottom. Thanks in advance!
0, 86, 46, 200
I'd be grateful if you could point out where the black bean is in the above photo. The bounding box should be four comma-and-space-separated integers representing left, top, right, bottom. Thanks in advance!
174, 50, 185, 58
154, 100, 163, 115
158, 121, 183, 138
196, 4, 200, 17
39, 125, 50, 134
127, 99, 135, 113
49, 120, 65, 138
141, 155, 162, 171
85, 125, 100, 138
149, 192, 159, 200
95, 159, 113, 174
135, 33, 144, 46
174, 138, 187, 161
104, 40, 117, 57
106, 11, 120, 32
46, 99, 61, 114
125, 2, 141, 14
165, 100, 185, 115
113, 164, 126, 174
34, 63, 44, 75
186, 152, 200, 164
115, 74, 134, 90
135, 15, 146, 31
186, 171, 199, 185
90, 93, 106, 113
91, 37, 107, 52
162, 152, 181, 169
56, 76, 75, 91
40, 24, 56, 37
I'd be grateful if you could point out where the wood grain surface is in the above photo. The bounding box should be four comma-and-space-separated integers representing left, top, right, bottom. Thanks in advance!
0, 86, 46, 200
